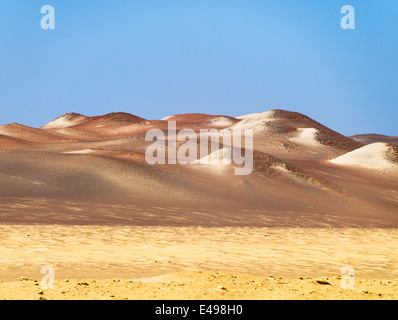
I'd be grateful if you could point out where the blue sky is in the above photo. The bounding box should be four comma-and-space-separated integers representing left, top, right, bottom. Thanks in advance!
0, 0, 397, 135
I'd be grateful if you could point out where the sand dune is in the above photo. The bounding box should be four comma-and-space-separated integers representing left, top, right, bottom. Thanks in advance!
160, 113, 239, 131
231, 110, 362, 154
41, 113, 90, 129
72, 112, 146, 128
0, 123, 73, 143
350, 134, 398, 146
0, 134, 35, 150
41, 112, 148, 140
0, 110, 396, 228
330, 142, 398, 171
231, 111, 276, 133
164, 113, 238, 124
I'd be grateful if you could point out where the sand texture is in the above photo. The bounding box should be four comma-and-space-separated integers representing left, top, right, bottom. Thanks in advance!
0, 226, 397, 300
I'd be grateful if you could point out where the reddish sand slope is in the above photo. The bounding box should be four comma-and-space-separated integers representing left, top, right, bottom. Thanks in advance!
0, 110, 397, 227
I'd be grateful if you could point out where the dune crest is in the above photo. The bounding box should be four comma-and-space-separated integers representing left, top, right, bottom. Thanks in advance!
41, 113, 90, 129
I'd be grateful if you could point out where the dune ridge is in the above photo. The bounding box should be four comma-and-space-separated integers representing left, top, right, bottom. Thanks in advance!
0, 109, 396, 227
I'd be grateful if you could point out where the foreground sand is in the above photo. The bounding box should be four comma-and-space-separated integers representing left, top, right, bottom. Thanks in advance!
0, 225, 397, 299
1, 271, 398, 300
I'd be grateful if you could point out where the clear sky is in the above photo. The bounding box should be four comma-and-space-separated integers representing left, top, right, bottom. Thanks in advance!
0, 0, 397, 136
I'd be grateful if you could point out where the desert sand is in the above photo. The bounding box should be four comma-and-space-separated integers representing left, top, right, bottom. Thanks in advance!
2, 272, 398, 300
0, 110, 397, 300
1, 226, 398, 300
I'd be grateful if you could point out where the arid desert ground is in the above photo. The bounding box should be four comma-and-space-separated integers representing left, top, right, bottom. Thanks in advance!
0, 110, 397, 299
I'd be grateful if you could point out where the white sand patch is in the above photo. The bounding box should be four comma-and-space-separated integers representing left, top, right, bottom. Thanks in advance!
236, 110, 275, 121
289, 128, 320, 146
42, 114, 88, 129
63, 149, 95, 155
193, 147, 232, 165
162, 115, 175, 121
274, 164, 290, 173
329, 142, 397, 171
191, 147, 232, 174
229, 111, 275, 133
210, 117, 236, 126
0, 126, 12, 136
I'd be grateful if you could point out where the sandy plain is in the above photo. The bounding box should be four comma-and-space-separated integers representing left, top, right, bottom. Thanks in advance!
0, 225, 397, 300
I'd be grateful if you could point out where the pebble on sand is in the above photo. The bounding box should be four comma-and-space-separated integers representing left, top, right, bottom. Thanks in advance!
217, 285, 227, 291
315, 279, 331, 285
